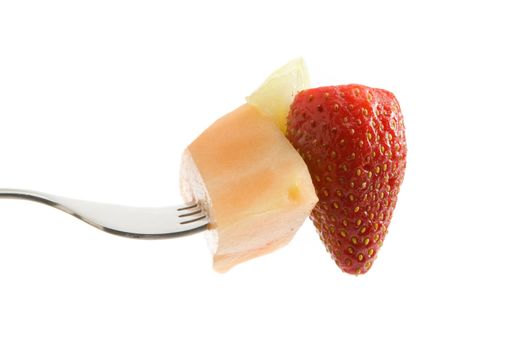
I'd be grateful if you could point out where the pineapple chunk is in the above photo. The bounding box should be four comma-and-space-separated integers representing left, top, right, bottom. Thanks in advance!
246, 58, 310, 134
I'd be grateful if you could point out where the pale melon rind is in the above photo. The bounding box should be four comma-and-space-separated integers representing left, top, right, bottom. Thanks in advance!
180, 104, 318, 272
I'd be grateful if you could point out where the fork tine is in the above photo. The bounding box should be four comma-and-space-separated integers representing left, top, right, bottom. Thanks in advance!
179, 211, 207, 224
179, 215, 209, 231
178, 207, 205, 218
176, 202, 200, 211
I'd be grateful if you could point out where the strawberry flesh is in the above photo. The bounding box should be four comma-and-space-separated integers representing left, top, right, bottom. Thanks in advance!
287, 85, 407, 275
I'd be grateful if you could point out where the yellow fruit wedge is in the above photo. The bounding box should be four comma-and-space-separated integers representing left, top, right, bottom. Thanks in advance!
180, 60, 317, 272
246, 58, 310, 134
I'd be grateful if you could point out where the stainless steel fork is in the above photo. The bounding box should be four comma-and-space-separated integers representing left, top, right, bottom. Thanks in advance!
0, 188, 209, 239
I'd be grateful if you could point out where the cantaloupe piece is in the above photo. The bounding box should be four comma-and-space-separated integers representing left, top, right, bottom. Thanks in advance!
180, 59, 317, 272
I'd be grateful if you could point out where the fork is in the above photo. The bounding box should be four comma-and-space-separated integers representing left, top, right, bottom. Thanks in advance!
0, 188, 209, 239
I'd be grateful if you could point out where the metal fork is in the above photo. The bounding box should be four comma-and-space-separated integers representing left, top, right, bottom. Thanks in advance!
0, 188, 209, 239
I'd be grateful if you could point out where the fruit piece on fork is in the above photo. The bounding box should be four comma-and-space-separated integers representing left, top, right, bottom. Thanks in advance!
286, 85, 407, 275
180, 59, 318, 273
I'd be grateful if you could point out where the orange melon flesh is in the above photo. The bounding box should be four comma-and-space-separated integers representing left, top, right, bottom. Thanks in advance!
180, 103, 318, 272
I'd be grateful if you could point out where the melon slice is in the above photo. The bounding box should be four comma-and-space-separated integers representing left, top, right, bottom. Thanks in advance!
180, 59, 317, 272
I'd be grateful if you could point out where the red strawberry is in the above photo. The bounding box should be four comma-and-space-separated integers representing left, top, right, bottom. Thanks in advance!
287, 85, 407, 275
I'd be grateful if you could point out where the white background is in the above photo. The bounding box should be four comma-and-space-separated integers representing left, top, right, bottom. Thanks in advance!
1, 1, 526, 349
